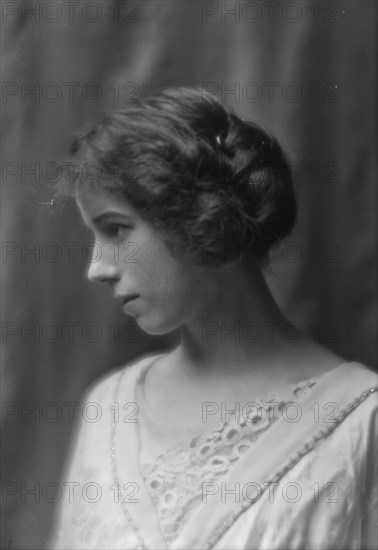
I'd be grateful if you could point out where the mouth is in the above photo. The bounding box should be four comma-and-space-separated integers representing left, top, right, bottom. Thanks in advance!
122, 294, 138, 306
115, 294, 139, 305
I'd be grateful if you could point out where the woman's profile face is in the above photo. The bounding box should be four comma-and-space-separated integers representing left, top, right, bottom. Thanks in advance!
76, 186, 215, 335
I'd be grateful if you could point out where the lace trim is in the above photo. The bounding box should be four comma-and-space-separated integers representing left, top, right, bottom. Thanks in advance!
139, 377, 319, 545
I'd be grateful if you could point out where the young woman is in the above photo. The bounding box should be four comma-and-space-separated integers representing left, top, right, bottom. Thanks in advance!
49, 88, 377, 549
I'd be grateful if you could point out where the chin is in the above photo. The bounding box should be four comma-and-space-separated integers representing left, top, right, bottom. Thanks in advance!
134, 312, 181, 336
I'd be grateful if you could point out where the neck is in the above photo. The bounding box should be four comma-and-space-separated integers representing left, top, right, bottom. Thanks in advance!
176, 260, 299, 378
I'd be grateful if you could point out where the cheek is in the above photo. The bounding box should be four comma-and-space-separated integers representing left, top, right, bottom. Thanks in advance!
136, 242, 203, 313
150, 259, 196, 304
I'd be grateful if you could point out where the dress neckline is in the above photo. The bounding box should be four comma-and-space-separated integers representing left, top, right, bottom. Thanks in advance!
134, 353, 351, 460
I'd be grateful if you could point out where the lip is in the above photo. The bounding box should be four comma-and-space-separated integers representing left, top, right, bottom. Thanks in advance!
122, 296, 139, 315
115, 294, 139, 305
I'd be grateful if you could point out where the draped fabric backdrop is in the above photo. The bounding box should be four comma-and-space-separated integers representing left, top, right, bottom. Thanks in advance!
1, 1, 377, 548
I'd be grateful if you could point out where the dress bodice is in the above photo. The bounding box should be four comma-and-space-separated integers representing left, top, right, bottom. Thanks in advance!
136, 373, 321, 545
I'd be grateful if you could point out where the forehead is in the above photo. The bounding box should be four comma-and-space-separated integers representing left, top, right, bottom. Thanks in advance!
75, 186, 139, 221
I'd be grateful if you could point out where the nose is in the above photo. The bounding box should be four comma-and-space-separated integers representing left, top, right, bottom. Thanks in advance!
87, 242, 119, 284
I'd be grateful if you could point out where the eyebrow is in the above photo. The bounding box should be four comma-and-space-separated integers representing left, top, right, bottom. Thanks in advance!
91, 211, 134, 224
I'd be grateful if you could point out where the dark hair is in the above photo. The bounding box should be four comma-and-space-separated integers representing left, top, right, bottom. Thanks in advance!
60, 87, 297, 265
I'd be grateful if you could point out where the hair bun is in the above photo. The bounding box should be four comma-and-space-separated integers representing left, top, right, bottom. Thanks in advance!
214, 110, 297, 260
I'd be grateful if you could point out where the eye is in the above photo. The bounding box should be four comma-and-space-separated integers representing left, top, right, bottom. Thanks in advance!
105, 224, 130, 239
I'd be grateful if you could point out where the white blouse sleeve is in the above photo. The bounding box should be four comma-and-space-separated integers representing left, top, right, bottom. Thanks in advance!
46, 370, 120, 550
47, 396, 93, 549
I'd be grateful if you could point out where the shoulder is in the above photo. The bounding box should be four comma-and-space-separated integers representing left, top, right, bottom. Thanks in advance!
323, 361, 377, 417
340, 360, 377, 382
318, 360, 377, 391
348, 363, 377, 429
324, 362, 377, 453
335, 361, 377, 400
82, 351, 166, 403
304, 361, 378, 455
304, 363, 377, 489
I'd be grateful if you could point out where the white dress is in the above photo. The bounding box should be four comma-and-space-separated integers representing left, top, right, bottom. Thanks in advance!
48, 355, 377, 549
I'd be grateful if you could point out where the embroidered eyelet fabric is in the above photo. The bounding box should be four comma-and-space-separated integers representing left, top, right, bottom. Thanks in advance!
137, 378, 319, 545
